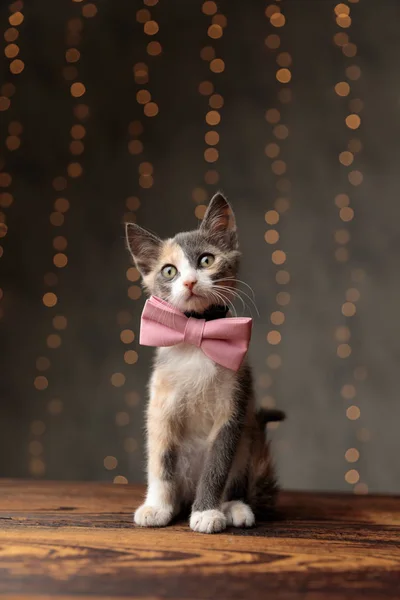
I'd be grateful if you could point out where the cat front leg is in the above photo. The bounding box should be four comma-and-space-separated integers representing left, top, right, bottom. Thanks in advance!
134, 383, 181, 527
190, 417, 243, 534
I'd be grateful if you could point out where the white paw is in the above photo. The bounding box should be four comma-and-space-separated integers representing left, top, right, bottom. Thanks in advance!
134, 504, 173, 527
222, 501, 255, 528
190, 509, 227, 534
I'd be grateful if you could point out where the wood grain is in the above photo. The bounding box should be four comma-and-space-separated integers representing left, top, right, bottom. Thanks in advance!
0, 480, 399, 599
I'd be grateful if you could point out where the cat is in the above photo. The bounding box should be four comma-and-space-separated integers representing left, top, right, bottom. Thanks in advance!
125, 192, 284, 534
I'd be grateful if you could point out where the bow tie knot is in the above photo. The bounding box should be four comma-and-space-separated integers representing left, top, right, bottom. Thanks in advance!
184, 317, 205, 347
140, 295, 252, 371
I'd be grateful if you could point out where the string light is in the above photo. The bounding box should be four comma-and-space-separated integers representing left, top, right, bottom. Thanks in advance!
109, 0, 162, 483
260, 1, 292, 417
28, 0, 96, 477
0, 1, 25, 321
333, 1, 367, 494
192, 2, 227, 216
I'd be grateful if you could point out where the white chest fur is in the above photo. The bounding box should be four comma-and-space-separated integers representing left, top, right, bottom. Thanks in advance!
153, 344, 237, 500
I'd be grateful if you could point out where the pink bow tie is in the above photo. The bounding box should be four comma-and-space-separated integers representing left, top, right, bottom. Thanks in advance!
140, 296, 252, 371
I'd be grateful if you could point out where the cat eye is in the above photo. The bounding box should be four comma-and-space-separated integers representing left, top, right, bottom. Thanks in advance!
198, 253, 215, 268
161, 264, 177, 279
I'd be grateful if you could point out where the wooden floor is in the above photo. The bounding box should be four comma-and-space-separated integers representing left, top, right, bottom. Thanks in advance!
0, 480, 399, 599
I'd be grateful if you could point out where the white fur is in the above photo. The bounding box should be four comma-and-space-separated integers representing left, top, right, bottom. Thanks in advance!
222, 501, 255, 527
190, 509, 227, 534
151, 344, 236, 505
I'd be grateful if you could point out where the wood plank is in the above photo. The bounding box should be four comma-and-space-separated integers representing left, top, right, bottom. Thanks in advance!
0, 480, 399, 599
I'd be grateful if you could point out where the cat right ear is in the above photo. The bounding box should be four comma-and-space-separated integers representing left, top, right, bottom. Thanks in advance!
125, 222, 162, 276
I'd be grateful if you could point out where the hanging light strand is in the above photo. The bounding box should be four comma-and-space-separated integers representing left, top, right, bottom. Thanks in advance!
333, 0, 368, 495
192, 1, 227, 218
0, 0, 26, 320
260, 2, 292, 423
109, 0, 162, 486
28, 0, 96, 478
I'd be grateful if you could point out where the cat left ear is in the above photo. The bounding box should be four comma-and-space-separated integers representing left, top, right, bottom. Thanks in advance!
200, 192, 238, 249
125, 222, 162, 276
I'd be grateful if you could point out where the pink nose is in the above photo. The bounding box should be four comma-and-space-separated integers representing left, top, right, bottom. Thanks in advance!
183, 279, 197, 291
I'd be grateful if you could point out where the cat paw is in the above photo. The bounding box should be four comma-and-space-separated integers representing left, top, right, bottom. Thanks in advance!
134, 504, 173, 527
190, 509, 227, 534
222, 501, 255, 528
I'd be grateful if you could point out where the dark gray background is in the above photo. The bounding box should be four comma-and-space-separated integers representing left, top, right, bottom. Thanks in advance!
1, 0, 399, 493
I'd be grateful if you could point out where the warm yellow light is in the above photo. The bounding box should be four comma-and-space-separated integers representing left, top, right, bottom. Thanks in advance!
346, 65, 361, 80
342, 302, 356, 317
276, 52, 292, 67
270, 13, 285, 27
128, 285, 142, 300
204, 148, 219, 163
104, 456, 118, 470
47, 334, 61, 348
264, 229, 279, 244
265, 108, 280, 124
208, 24, 223, 39
206, 110, 220, 126
348, 170, 363, 186
144, 20, 159, 35
116, 411, 130, 426
199, 81, 214, 96
202, 1, 217, 15
276, 68, 291, 83
5, 43, 19, 58
265, 210, 280, 225
265, 34, 280, 49
339, 151, 354, 166
210, 58, 225, 73
337, 343, 351, 358
111, 373, 126, 387
345, 469, 359, 484
147, 41, 162, 56
271, 250, 286, 265
34, 376, 48, 391
10, 59, 24, 74
9, 11, 24, 26
124, 350, 138, 364
265, 143, 280, 158
120, 329, 135, 344
276, 270, 290, 284
53, 315, 67, 330
341, 383, 356, 399
267, 330, 281, 345
267, 354, 282, 369
209, 94, 224, 109
271, 311, 285, 325
345, 448, 359, 463
345, 114, 361, 130
43, 292, 57, 307
346, 405, 360, 420
340, 206, 354, 222
335, 81, 350, 97
144, 102, 159, 117
205, 131, 219, 145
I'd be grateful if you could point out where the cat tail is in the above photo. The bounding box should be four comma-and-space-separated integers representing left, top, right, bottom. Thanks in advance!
255, 408, 286, 428
248, 408, 285, 518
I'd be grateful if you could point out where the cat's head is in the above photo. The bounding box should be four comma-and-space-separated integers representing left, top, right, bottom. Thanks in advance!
125, 193, 240, 313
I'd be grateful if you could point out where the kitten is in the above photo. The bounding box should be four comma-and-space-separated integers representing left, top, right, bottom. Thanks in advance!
125, 193, 283, 534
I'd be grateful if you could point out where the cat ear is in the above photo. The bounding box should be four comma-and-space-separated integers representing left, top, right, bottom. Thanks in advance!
125, 222, 162, 276
200, 192, 238, 249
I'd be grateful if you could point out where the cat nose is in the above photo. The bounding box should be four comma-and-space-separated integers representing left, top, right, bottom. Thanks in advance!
183, 279, 197, 291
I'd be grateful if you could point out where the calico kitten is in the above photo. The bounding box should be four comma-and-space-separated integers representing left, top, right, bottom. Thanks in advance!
125, 193, 283, 534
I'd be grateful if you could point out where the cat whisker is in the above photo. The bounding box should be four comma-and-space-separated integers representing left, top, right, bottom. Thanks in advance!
212, 276, 256, 300
212, 284, 257, 318
209, 289, 238, 318
214, 284, 260, 318
212, 285, 246, 317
